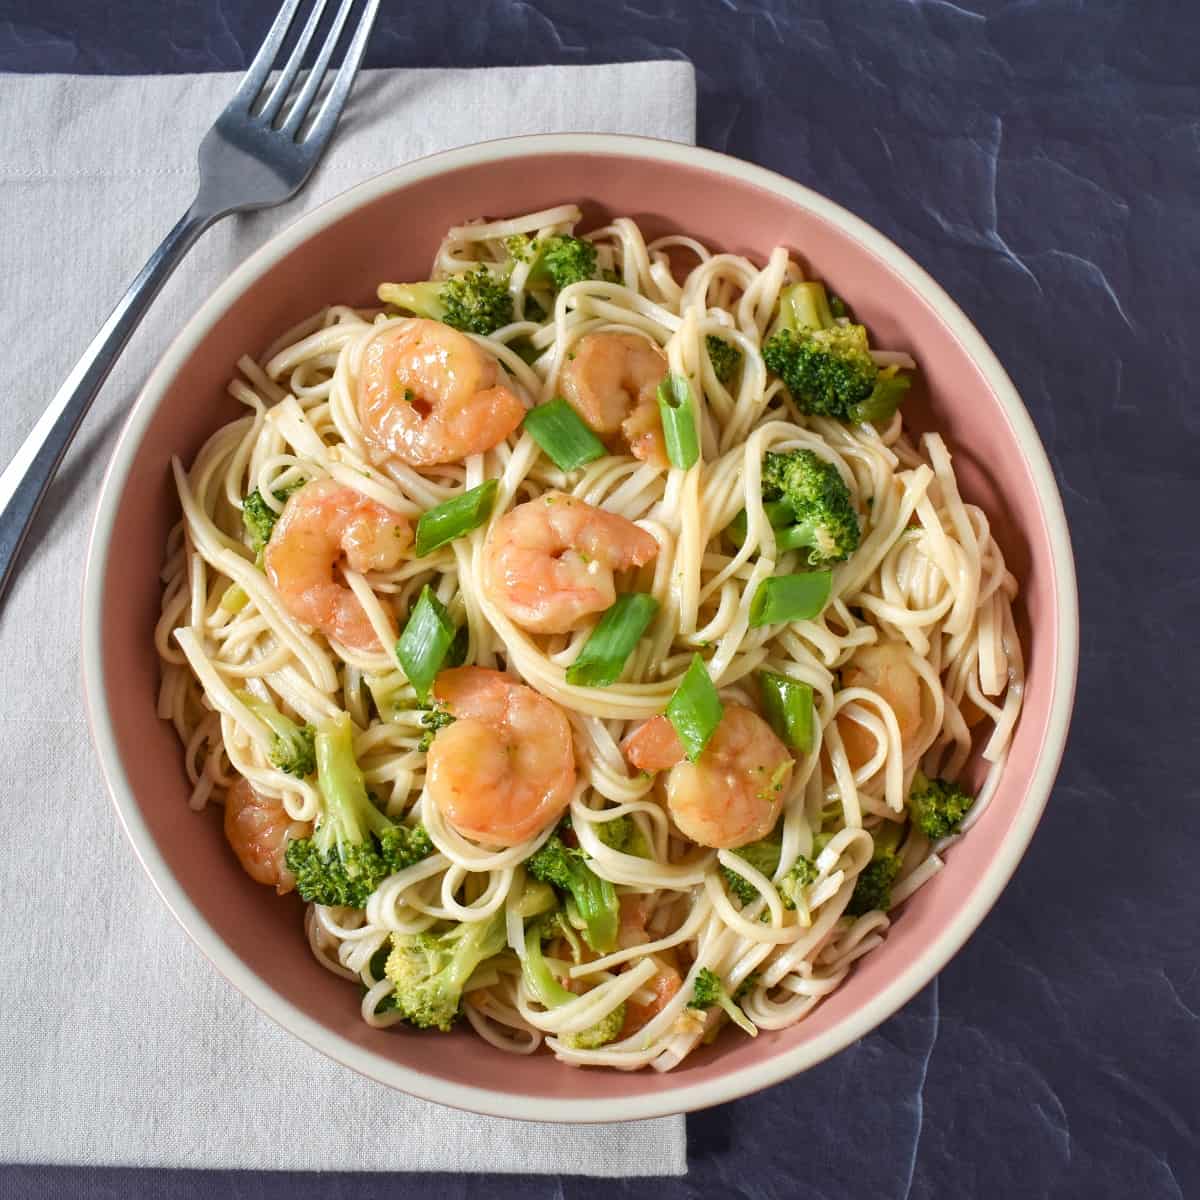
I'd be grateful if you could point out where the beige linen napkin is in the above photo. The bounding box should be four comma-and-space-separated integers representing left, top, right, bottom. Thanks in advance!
0, 63, 694, 1174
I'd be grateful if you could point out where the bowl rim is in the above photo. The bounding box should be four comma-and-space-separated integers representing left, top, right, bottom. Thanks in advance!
81, 131, 1079, 1123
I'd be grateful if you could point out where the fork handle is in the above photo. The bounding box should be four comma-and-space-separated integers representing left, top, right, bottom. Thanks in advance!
0, 202, 217, 605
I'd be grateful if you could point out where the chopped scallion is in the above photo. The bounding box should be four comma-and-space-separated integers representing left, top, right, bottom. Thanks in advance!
395, 586, 457, 702
523, 397, 606, 470
666, 654, 724, 762
220, 583, 250, 613
414, 480, 498, 556
565, 593, 659, 687
748, 572, 833, 627
758, 671, 815, 752
445, 621, 470, 669
656, 374, 700, 469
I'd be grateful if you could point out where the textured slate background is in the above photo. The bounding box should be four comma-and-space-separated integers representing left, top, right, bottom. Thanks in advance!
1, 1, 1195, 1197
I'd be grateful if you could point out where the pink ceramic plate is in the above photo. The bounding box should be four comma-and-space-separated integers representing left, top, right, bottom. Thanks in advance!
81, 134, 1078, 1122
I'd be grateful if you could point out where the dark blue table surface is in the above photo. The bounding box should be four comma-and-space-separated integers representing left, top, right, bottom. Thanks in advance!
2, 1, 1195, 1197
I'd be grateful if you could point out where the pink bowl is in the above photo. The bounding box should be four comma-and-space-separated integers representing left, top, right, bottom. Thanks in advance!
82, 134, 1078, 1121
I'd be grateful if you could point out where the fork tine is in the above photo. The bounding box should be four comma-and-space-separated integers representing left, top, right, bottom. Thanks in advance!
280, 0, 356, 137
295, 0, 379, 145
229, 0, 306, 112
258, 0, 331, 125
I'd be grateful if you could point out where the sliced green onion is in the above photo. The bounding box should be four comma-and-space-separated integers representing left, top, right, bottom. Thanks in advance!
523, 397, 606, 470
666, 654, 724, 762
748, 572, 833, 627
395, 586, 457, 702
414, 480, 498, 557
565, 594, 658, 687
656, 375, 700, 470
759, 671, 815, 753
220, 582, 250, 613
445, 621, 470, 669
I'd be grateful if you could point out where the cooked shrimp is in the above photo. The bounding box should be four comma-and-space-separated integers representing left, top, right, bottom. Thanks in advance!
483, 492, 659, 634
618, 893, 656, 951
623, 704, 793, 849
619, 962, 682, 1039
836, 642, 924, 770
358, 319, 525, 467
426, 667, 576, 847
223, 777, 312, 894
264, 477, 412, 651
560, 332, 669, 465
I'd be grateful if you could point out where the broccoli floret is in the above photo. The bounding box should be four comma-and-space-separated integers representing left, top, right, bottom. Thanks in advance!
242, 490, 280, 554
688, 967, 757, 1036
527, 235, 598, 291
384, 910, 507, 1031
762, 282, 909, 425
377, 822, 435, 872
365, 671, 421, 723
417, 706, 456, 752
721, 835, 817, 910
591, 814, 652, 858
283, 712, 433, 907
593, 815, 631, 852
520, 916, 626, 1049
735, 972, 761, 1000
378, 264, 513, 335
562, 1004, 627, 1050
507, 335, 543, 364
846, 820, 904, 917
521, 916, 577, 1008
908, 772, 975, 840
242, 482, 302, 554
776, 856, 818, 910
235, 690, 315, 778
761, 449, 861, 566
504, 234, 536, 263
720, 836, 783, 903
706, 335, 743, 385
764, 325, 909, 425
525, 835, 619, 954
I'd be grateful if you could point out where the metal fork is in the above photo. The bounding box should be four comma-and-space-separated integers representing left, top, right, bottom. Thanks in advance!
0, 0, 379, 604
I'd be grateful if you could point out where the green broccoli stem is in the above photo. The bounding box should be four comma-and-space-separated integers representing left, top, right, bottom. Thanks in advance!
378, 281, 447, 323
441, 914, 507, 1001
522, 924, 575, 1008
773, 281, 836, 335
689, 967, 756, 1036
872, 819, 904, 857
521, 915, 627, 1049
525, 235, 598, 291
314, 712, 390, 855
235, 689, 315, 778
852, 372, 911, 424
526, 835, 620, 954
378, 267, 513, 336
569, 865, 619, 953
515, 881, 558, 919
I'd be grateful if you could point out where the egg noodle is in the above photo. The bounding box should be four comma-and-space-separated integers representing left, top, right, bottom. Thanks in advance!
156, 204, 1024, 1071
